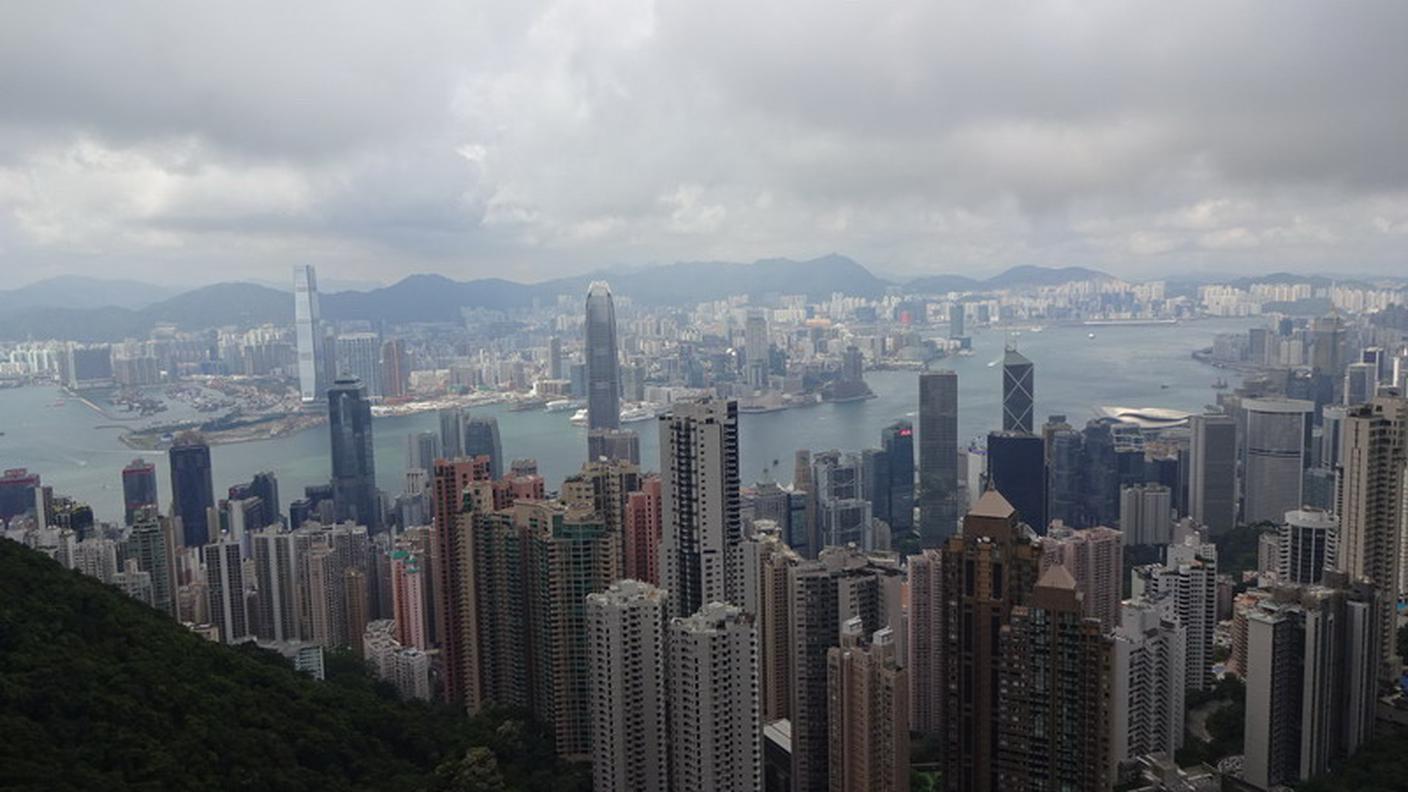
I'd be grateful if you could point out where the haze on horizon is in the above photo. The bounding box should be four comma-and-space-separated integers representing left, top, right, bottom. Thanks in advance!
1, 1, 1406, 289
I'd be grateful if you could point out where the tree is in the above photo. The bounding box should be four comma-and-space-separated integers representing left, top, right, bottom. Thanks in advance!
435, 746, 506, 792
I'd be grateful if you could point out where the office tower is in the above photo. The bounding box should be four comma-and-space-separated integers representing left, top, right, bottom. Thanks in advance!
1046, 424, 1084, 527
1279, 508, 1337, 585
438, 407, 464, 459
986, 431, 1047, 533
328, 376, 380, 531
1320, 404, 1348, 469
995, 566, 1112, 792
938, 491, 1043, 792
334, 333, 383, 399
203, 540, 249, 644
907, 549, 941, 735
789, 547, 904, 792
585, 281, 621, 431
1334, 396, 1408, 677
739, 527, 800, 724
828, 621, 909, 792
293, 265, 325, 404
389, 549, 428, 649
1001, 345, 1035, 433
1039, 524, 1123, 630
463, 415, 503, 479
948, 303, 964, 339
0, 467, 41, 523
626, 476, 663, 585
121, 458, 158, 525
917, 371, 959, 545
126, 510, 177, 617
569, 360, 588, 399
1119, 483, 1172, 546
746, 309, 769, 389
228, 471, 280, 529
586, 580, 670, 792
1242, 397, 1314, 525
659, 398, 743, 617
588, 427, 642, 464
811, 450, 876, 550
668, 602, 762, 792
1243, 581, 1380, 789
548, 335, 563, 379
380, 339, 409, 399
405, 431, 440, 472
792, 450, 817, 558
168, 433, 215, 548
1188, 413, 1237, 534
1135, 536, 1218, 692
1344, 361, 1375, 405
430, 457, 492, 709
878, 421, 915, 535
1311, 312, 1345, 377
1111, 598, 1187, 767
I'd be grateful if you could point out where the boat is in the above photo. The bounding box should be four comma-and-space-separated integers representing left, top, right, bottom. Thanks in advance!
620, 404, 658, 423
1088, 332, 1096, 339
569, 409, 588, 426
545, 399, 581, 412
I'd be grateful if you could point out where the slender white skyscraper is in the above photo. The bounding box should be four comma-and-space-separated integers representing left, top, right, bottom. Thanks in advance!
293, 265, 325, 404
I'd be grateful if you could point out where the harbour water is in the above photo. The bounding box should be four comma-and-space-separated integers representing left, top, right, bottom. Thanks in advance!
0, 319, 1257, 523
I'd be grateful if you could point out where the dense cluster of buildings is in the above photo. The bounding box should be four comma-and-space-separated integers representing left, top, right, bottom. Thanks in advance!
3, 265, 1408, 792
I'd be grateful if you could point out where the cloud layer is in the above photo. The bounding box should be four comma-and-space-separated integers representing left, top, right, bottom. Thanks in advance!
1, 0, 1406, 286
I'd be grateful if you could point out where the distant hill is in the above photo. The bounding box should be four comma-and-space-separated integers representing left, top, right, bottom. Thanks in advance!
0, 275, 176, 312
0, 538, 587, 791
0, 282, 291, 342
907, 265, 1114, 295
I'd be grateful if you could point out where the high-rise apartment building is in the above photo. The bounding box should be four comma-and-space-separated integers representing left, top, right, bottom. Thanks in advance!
1279, 507, 1337, 585
1134, 536, 1218, 692
745, 309, 769, 389
668, 602, 762, 792
1119, 483, 1172, 546
380, 338, 409, 399
329, 376, 380, 531
1241, 397, 1314, 525
405, 431, 441, 472
585, 281, 621, 432
1110, 597, 1186, 769
1039, 524, 1123, 630
659, 398, 743, 617
430, 456, 492, 709
251, 527, 316, 643
586, 580, 670, 792
293, 265, 325, 404
168, 433, 215, 548
204, 540, 250, 644
121, 458, 158, 526
1188, 413, 1237, 534
917, 371, 958, 545
390, 548, 429, 649
907, 548, 942, 736
126, 510, 177, 617
626, 476, 663, 585
827, 620, 909, 792
1001, 346, 1035, 433
334, 333, 383, 399
739, 528, 800, 724
588, 427, 642, 464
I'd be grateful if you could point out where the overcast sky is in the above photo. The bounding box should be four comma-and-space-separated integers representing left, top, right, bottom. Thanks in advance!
1, 1, 1405, 288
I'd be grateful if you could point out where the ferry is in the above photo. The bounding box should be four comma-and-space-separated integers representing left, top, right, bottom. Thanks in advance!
570, 403, 660, 426
545, 399, 581, 412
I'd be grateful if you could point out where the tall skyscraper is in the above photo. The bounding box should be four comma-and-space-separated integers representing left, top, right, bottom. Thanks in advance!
986, 431, 1047, 533
1311, 312, 1345, 377
463, 415, 503, 479
1334, 395, 1407, 678
789, 547, 904, 792
828, 620, 909, 792
329, 376, 380, 531
1188, 413, 1237, 534
811, 450, 876, 550
380, 339, 410, 399
1135, 536, 1218, 692
1039, 524, 1123, 630
878, 421, 915, 535
204, 540, 250, 644
739, 528, 800, 724
996, 566, 1112, 792
121, 458, 158, 526
251, 527, 315, 643
1111, 598, 1187, 767
1344, 361, 1375, 406
335, 333, 384, 399
126, 509, 177, 617
745, 309, 769, 389
1242, 398, 1314, 525
586, 580, 670, 792
405, 431, 441, 472
548, 335, 564, 379
917, 371, 958, 545
430, 457, 492, 709
668, 602, 761, 792
1001, 346, 1035, 433
438, 407, 464, 459
1279, 508, 1337, 585
659, 398, 743, 617
626, 476, 663, 585
389, 548, 429, 649
907, 549, 942, 736
293, 265, 325, 404
948, 303, 965, 339
585, 281, 621, 432
168, 433, 215, 548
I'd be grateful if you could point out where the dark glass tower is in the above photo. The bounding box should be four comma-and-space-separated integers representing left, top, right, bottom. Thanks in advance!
122, 458, 159, 525
918, 371, 959, 546
1002, 346, 1035, 433
987, 431, 1047, 533
169, 434, 215, 547
585, 281, 621, 433
880, 420, 915, 534
464, 415, 503, 479
329, 376, 380, 531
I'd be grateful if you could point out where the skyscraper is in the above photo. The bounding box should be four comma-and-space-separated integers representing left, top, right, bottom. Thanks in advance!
1135, 536, 1218, 692
588, 427, 641, 464
745, 309, 769, 389
1188, 413, 1237, 534
917, 371, 958, 545
986, 431, 1047, 533
1001, 346, 1034, 433
438, 407, 464, 459
293, 265, 325, 404
204, 540, 250, 644
381, 339, 410, 399
463, 415, 503, 479
1039, 524, 1123, 630
828, 621, 909, 792
1279, 508, 1337, 585
811, 450, 876, 550
739, 528, 800, 724
907, 549, 942, 736
405, 431, 441, 472
1119, 483, 1173, 546
548, 335, 564, 379
430, 457, 492, 709
1242, 397, 1313, 525
659, 398, 743, 617
668, 602, 762, 792
126, 509, 177, 617
169, 433, 215, 548
335, 333, 384, 400
625, 476, 663, 585
879, 421, 915, 535
121, 458, 158, 526
585, 281, 621, 432
329, 376, 380, 531
1111, 598, 1187, 767
586, 580, 670, 792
